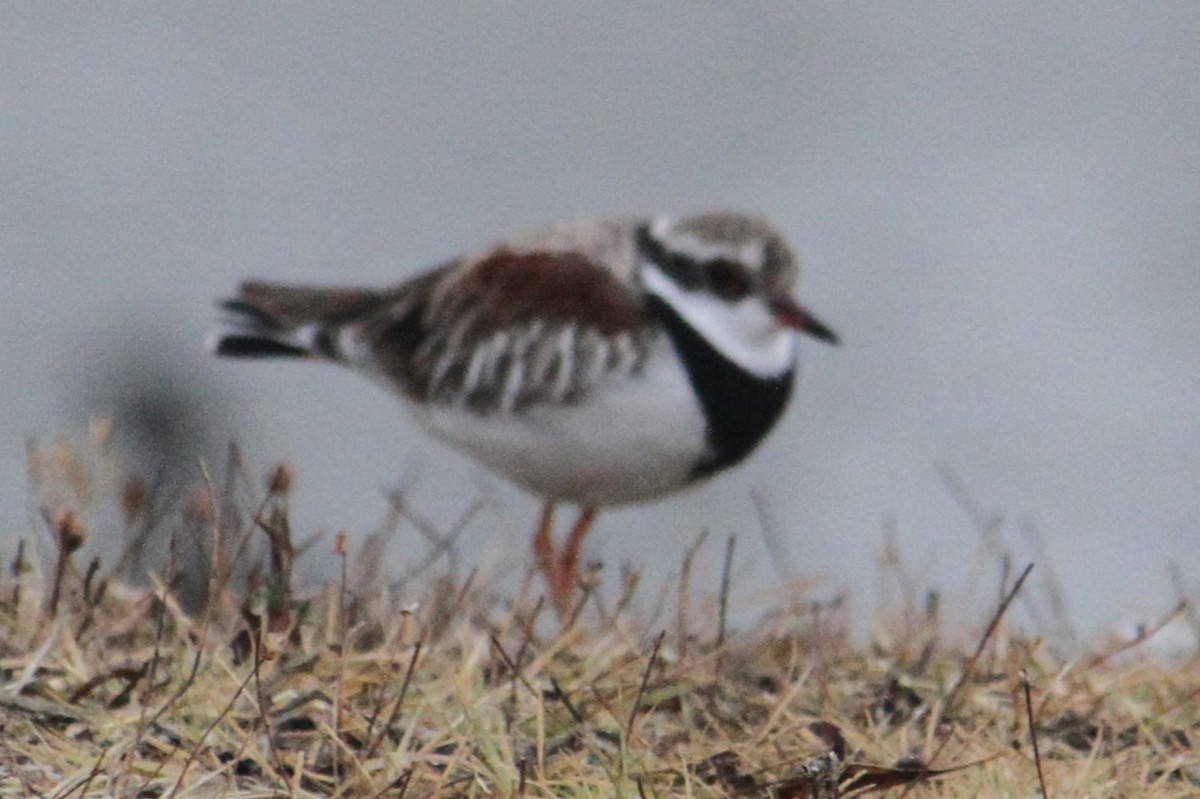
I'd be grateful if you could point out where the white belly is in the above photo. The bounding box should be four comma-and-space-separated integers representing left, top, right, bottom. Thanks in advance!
414, 346, 708, 507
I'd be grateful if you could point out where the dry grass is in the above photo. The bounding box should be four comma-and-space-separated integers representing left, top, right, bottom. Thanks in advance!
2, 428, 1198, 798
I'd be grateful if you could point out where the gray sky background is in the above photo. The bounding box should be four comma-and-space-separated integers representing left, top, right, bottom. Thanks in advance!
3, 4, 1198, 642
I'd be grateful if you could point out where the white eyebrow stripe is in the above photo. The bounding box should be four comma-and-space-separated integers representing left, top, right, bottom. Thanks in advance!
653, 230, 764, 268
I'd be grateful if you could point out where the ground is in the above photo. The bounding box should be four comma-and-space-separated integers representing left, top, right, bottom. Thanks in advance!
2, 432, 1197, 798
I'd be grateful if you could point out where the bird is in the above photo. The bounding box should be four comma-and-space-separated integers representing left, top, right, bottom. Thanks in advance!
209, 212, 838, 619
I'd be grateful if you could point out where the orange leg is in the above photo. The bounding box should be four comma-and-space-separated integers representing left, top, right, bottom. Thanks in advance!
531, 503, 597, 621
532, 500, 557, 596
557, 507, 597, 614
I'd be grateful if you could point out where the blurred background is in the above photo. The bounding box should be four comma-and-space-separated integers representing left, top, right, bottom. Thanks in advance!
3, 3, 1198, 643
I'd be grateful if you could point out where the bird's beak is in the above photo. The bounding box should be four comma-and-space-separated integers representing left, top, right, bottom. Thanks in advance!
771, 296, 840, 345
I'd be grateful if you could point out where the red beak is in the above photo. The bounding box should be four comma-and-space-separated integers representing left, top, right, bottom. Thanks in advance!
771, 296, 839, 345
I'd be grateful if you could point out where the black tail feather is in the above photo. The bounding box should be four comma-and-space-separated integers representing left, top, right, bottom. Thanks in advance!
217, 298, 283, 329
212, 335, 309, 358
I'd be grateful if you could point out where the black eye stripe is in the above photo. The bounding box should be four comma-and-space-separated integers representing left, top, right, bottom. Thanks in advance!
706, 258, 752, 300
708, 259, 743, 279
635, 224, 756, 301
635, 224, 704, 290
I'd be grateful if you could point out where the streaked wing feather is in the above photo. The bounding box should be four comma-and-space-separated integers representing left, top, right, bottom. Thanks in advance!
358, 249, 654, 413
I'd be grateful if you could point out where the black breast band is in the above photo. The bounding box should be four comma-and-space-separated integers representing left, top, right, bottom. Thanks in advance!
645, 295, 794, 479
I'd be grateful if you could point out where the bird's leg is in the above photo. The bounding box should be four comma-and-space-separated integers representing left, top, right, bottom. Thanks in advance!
532, 500, 557, 602
553, 506, 597, 618
531, 502, 595, 621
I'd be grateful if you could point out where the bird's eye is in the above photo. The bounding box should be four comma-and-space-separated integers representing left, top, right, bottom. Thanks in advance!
706, 259, 752, 301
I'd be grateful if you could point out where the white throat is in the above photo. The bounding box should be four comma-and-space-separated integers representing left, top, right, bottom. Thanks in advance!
640, 262, 796, 379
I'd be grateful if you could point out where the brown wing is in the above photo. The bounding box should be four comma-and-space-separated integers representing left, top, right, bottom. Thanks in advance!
359, 249, 655, 414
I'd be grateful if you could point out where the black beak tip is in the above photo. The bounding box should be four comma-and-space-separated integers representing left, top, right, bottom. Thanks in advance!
808, 321, 840, 347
